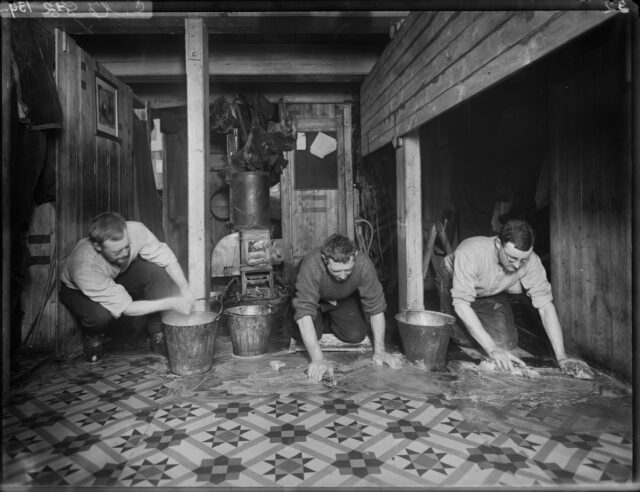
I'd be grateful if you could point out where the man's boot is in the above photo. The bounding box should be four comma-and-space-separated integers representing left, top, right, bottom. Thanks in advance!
83, 333, 105, 362
149, 331, 168, 358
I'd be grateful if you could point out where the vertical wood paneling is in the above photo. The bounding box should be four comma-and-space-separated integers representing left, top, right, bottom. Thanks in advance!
22, 203, 57, 346
580, 79, 598, 368
596, 30, 630, 376
326, 190, 338, 235
549, 18, 631, 380
316, 191, 329, 241
54, 30, 138, 356
79, 52, 93, 224
120, 88, 134, 217
109, 139, 120, 212
55, 29, 82, 356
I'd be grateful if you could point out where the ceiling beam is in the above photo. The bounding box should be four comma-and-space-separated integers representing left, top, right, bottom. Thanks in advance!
93, 43, 379, 83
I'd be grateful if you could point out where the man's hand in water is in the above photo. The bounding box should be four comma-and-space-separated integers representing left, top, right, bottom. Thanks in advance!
373, 350, 404, 369
488, 347, 526, 373
170, 296, 193, 315
307, 359, 334, 383
558, 356, 593, 379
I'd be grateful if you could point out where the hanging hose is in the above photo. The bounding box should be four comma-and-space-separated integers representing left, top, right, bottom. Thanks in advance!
355, 218, 374, 257
24, 244, 57, 347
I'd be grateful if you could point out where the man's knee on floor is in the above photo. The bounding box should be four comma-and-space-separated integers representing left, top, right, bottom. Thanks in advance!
337, 329, 367, 344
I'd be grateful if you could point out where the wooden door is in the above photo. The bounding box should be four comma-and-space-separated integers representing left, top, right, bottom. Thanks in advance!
281, 103, 354, 274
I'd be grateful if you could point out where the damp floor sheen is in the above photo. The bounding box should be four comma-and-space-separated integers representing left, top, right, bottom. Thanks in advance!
2, 318, 633, 489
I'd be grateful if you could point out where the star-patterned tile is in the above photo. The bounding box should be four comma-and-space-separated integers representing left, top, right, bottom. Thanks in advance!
2, 337, 634, 489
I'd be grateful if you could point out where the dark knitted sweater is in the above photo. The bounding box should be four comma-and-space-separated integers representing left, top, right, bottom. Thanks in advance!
291, 247, 387, 321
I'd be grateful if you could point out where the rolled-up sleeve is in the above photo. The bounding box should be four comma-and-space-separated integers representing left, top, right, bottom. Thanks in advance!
450, 250, 478, 307
128, 222, 177, 267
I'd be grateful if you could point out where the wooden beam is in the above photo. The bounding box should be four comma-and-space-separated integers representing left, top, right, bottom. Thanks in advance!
185, 18, 210, 310
95, 43, 379, 83
2, 17, 12, 398
132, 83, 359, 109
396, 132, 423, 311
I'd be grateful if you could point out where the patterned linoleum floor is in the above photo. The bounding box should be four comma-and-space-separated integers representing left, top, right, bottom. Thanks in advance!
2, 337, 635, 489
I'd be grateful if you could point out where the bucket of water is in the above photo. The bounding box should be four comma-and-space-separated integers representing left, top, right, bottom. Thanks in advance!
395, 310, 456, 370
224, 304, 272, 357
161, 310, 220, 376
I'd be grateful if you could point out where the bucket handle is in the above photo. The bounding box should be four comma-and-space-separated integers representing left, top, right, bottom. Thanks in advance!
213, 295, 224, 321
194, 293, 225, 321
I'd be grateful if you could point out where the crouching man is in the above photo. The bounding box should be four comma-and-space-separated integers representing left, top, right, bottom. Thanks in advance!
437, 218, 592, 377
60, 211, 194, 362
289, 233, 403, 383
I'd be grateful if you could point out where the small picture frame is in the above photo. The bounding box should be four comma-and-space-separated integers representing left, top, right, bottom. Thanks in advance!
95, 74, 119, 139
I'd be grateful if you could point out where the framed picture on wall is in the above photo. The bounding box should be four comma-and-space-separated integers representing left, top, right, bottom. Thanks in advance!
95, 73, 118, 139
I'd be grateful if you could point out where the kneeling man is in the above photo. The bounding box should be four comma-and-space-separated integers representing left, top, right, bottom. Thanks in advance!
289, 234, 403, 383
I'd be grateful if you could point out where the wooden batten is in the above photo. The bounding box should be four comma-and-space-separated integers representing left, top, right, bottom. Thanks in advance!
360, 10, 619, 156
55, 29, 83, 357
395, 132, 423, 311
185, 18, 210, 309
343, 104, 354, 241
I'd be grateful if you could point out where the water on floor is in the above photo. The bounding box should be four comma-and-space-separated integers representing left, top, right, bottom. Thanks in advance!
2, 304, 633, 488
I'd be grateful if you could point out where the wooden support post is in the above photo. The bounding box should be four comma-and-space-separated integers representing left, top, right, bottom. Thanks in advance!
396, 132, 424, 311
185, 19, 210, 310
343, 103, 354, 240
2, 18, 12, 398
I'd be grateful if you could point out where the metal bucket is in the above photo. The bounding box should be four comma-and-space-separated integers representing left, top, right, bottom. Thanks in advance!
161, 310, 220, 376
395, 310, 456, 370
231, 171, 270, 229
224, 304, 273, 357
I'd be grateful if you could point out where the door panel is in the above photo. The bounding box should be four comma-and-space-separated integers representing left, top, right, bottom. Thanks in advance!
281, 104, 350, 273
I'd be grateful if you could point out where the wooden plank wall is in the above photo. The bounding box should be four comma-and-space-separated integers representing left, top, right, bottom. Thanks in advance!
549, 17, 632, 380
55, 30, 135, 357
418, 119, 455, 234
360, 10, 617, 156
21, 203, 57, 347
